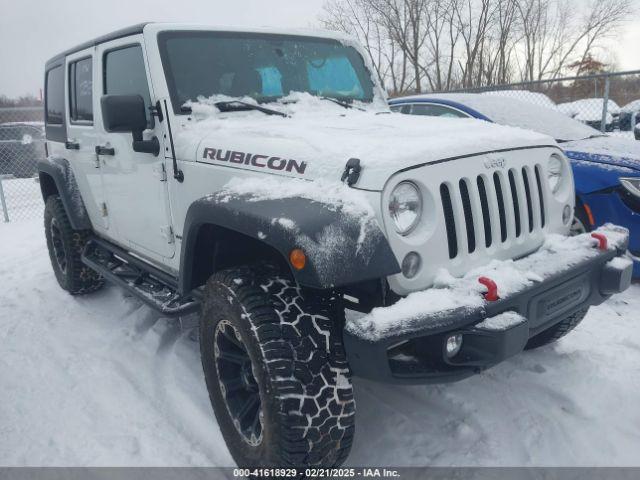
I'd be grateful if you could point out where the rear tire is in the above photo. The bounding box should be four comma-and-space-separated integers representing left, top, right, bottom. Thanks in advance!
199, 265, 355, 468
524, 308, 589, 350
44, 196, 104, 295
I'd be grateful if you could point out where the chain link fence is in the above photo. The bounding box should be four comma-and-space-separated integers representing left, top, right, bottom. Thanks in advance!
442, 70, 640, 139
0, 106, 45, 222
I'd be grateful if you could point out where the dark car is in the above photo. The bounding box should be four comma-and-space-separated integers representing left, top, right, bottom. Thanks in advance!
0, 122, 45, 178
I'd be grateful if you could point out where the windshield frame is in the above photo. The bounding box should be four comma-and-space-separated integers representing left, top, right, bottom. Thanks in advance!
157, 30, 376, 115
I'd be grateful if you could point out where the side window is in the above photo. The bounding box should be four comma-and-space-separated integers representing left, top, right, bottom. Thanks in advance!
390, 104, 411, 114
69, 57, 93, 123
45, 66, 64, 125
104, 45, 152, 125
411, 104, 469, 118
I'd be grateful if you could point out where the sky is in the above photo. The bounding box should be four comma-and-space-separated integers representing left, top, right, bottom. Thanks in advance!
0, 0, 326, 98
0, 0, 638, 98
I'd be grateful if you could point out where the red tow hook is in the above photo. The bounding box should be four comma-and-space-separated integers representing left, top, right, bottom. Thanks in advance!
478, 276, 499, 301
591, 232, 608, 251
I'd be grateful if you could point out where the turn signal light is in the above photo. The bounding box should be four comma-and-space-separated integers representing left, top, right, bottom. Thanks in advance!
289, 249, 306, 270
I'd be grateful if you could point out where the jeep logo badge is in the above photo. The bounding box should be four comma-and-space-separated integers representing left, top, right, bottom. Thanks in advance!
484, 157, 506, 169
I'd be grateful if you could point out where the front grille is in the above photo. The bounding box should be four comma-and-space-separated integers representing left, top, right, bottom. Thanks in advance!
440, 165, 547, 259
440, 183, 458, 259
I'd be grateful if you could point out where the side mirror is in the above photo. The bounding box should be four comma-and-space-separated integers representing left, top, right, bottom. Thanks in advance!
101, 94, 159, 155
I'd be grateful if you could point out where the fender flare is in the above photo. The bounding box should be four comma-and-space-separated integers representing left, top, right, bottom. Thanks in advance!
179, 195, 401, 291
37, 157, 92, 230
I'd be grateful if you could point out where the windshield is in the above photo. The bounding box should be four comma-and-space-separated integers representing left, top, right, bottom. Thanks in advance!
158, 31, 375, 113
430, 94, 601, 142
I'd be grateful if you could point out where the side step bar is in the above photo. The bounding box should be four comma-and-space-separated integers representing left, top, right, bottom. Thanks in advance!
81, 237, 201, 317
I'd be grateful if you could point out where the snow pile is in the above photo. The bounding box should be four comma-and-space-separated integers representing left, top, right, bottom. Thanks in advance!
606, 256, 634, 271
187, 91, 384, 119
400, 92, 596, 142
346, 225, 628, 340
476, 311, 526, 331
483, 90, 558, 110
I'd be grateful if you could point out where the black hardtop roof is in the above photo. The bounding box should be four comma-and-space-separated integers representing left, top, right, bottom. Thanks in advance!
45, 23, 150, 69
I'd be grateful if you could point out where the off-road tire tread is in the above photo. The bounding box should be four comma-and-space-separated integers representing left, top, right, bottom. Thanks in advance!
525, 308, 589, 350
201, 265, 355, 469
44, 196, 104, 295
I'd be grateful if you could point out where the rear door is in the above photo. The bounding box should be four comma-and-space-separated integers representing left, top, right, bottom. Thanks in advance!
64, 48, 109, 232
95, 36, 175, 260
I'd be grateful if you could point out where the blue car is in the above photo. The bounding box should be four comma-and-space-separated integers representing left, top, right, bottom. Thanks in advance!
389, 93, 640, 277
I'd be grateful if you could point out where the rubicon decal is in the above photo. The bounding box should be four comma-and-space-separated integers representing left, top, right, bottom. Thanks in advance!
202, 148, 307, 175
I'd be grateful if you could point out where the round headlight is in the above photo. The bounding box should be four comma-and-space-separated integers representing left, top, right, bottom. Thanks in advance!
389, 181, 422, 235
547, 155, 563, 194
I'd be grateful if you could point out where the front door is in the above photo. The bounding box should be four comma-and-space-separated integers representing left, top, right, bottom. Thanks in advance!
95, 36, 175, 260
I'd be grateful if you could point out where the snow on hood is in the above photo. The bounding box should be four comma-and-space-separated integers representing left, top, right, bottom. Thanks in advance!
176, 93, 556, 190
562, 135, 640, 172
411, 92, 597, 142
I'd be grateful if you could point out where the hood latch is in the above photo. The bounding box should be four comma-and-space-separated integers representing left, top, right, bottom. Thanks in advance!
341, 158, 362, 186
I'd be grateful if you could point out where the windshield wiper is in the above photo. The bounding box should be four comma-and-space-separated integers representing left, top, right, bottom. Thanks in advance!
318, 96, 366, 111
214, 100, 288, 117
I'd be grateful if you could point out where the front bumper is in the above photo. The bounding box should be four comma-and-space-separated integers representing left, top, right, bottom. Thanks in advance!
344, 227, 632, 384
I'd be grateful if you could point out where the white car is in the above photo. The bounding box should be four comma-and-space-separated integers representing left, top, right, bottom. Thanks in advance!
483, 90, 558, 110
620, 99, 640, 132
37, 22, 632, 469
558, 98, 621, 131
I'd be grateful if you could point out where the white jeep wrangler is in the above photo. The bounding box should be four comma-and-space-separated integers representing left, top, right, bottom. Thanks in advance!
39, 23, 632, 469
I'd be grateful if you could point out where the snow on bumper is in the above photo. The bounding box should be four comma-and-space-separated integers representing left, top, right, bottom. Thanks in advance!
344, 224, 632, 384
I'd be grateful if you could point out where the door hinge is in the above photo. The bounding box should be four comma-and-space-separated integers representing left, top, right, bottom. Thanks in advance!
154, 163, 167, 182
161, 225, 174, 244
101, 203, 108, 217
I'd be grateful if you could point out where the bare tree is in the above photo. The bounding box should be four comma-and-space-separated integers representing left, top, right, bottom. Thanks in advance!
369, 0, 434, 92
319, 0, 634, 94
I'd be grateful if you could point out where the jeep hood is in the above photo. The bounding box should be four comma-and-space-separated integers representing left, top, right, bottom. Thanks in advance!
177, 100, 556, 191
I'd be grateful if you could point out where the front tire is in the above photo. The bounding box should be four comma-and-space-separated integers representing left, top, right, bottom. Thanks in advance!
199, 266, 355, 468
44, 196, 104, 295
524, 308, 589, 350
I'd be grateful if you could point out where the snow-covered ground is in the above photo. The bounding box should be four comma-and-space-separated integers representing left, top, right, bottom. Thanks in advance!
1, 219, 639, 466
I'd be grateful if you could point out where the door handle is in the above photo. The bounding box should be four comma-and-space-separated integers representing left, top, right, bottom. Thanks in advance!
95, 145, 115, 156
65, 140, 80, 150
